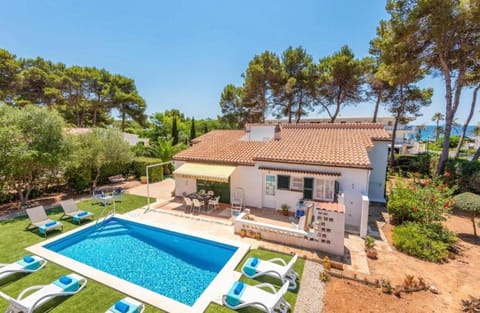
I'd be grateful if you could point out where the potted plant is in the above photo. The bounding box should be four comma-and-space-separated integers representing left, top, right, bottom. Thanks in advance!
364, 235, 378, 259
140, 176, 148, 184
281, 204, 290, 216
239, 228, 247, 237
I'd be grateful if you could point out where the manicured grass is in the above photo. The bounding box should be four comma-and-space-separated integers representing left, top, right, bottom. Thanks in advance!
204, 249, 305, 313
0, 194, 164, 313
0, 195, 305, 312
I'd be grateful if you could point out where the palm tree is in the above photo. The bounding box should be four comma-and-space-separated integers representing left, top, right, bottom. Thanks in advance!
432, 112, 445, 142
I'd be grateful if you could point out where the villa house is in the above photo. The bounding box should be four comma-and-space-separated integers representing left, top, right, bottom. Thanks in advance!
172, 123, 390, 252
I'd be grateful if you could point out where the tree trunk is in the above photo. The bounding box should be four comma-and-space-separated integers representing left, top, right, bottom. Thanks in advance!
372, 91, 381, 123
389, 86, 404, 169
331, 101, 341, 123
121, 103, 126, 132
473, 212, 477, 237
92, 168, 101, 188
390, 110, 402, 168
437, 57, 465, 175
472, 147, 480, 162
454, 85, 479, 158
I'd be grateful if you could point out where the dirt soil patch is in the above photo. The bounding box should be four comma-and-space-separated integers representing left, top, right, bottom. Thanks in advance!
323, 209, 480, 313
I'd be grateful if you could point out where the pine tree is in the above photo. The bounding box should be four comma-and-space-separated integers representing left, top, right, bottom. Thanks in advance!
171, 116, 179, 145
189, 117, 196, 142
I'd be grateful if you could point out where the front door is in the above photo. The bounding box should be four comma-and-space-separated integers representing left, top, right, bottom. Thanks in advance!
303, 178, 314, 200
262, 174, 276, 208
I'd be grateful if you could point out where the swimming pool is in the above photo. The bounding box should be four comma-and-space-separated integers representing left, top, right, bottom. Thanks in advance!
43, 217, 238, 307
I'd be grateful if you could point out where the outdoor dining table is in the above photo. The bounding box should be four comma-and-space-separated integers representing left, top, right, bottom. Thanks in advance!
186, 193, 212, 211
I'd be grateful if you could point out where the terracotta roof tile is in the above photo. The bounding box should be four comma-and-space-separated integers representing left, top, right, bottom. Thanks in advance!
173, 123, 390, 168
173, 130, 266, 165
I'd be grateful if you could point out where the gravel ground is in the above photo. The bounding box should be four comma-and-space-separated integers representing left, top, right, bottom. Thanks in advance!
294, 260, 325, 313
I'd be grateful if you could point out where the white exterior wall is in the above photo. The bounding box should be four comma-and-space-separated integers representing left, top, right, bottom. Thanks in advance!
229, 165, 263, 208
252, 161, 369, 231
242, 125, 275, 141
367, 141, 389, 202
173, 161, 198, 196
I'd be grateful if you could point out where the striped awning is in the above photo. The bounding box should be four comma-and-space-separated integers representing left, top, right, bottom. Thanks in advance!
258, 166, 341, 177
173, 163, 236, 183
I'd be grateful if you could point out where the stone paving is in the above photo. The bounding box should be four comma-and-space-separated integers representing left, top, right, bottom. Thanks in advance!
294, 260, 325, 313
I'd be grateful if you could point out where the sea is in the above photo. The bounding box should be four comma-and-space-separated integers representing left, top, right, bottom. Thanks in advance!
408, 125, 477, 141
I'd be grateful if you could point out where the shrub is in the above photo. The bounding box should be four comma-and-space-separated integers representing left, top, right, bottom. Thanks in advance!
64, 168, 91, 193
387, 177, 455, 225
445, 158, 480, 194
130, 157, 164, 183
393, 153, 432, 176
392, 222, 456, 262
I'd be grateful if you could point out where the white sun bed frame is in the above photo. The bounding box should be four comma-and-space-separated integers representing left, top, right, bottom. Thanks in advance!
0, 256, 47, 281
242, 254, 299, 290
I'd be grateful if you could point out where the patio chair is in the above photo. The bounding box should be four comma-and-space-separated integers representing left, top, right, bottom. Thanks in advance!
192, 198, 203, 213
184, 197, 193, 213
0, 273, 87, 313
112, 187, 123, 202
0, 256, 47, 281
92, 189, 105, 204
106, 297, 145, 313
60, 199, 94, 224
222, 281, 290, 313
208, 196, 220, 211
241, 254, 299, 290
25, 206, 63, 237
207, 190, 214, 196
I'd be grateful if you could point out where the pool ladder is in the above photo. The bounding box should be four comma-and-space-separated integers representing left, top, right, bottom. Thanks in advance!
95, 202, 116, 231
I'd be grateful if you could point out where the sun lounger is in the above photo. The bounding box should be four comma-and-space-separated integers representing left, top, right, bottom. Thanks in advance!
25, 206, 63, 237
0, 256, 47, 281
106, 297, 145, 313
0, 273, 87, 313
60, 199, 94, 224
222, 281, 290, 313
241, 254, 299, 290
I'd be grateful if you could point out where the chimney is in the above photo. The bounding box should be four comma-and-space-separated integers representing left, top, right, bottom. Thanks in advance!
274, 124, 281, 140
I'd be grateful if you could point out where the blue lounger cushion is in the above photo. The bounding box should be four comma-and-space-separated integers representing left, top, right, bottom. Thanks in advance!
53, 275, 80, 292
109, 298, 141, 313
114, 301, 130, 313
242, 257, 259, 277
226, 281, 246, 307
16, 256, 41, 271
73, 211, 92, 223
39, 221, 61, 235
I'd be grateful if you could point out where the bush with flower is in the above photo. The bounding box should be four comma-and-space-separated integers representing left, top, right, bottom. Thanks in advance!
388, 174, 455, 225
388, 174, 457, 262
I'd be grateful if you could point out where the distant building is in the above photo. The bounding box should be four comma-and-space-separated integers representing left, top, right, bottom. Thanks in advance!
67, 128, 149, 146
265, 116, 412, 146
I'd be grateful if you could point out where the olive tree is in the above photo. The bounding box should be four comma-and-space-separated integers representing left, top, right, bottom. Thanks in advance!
69, 128, 133, 188
0, 104, 69, 207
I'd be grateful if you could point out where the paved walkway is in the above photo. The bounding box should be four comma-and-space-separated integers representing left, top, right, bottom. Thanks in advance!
126, 178, 176, 201
294, 260, 325, 313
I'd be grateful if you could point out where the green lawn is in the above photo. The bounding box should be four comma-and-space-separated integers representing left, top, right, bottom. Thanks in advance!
204, 249, 305, 313
0, 195, 305, 312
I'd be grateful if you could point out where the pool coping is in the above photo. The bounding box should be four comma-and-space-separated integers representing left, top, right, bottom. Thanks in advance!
27, 213, 250, 313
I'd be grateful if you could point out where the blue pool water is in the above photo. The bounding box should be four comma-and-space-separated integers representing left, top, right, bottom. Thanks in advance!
44, 217, 237, 306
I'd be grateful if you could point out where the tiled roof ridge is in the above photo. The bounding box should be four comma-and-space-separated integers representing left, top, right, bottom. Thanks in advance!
280, 123, 385, 129
245, 122, 385, 129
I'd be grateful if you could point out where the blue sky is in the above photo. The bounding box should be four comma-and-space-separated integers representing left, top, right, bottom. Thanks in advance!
1, 0, 476, 125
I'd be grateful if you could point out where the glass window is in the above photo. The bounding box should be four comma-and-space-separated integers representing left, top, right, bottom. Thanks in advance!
265, 175, 275, 196
291, 177, 303, 190
315, 179, 335, 201
277, 175, 290, 190
315, 179, 324, 198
